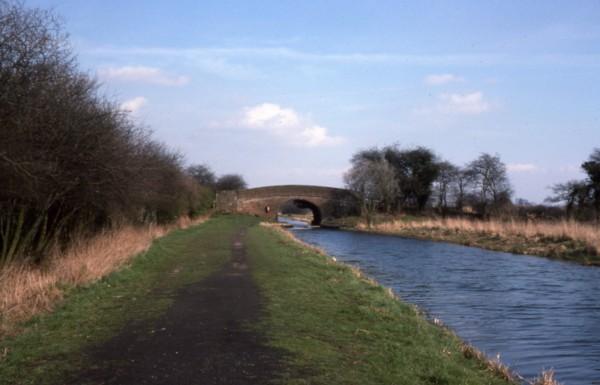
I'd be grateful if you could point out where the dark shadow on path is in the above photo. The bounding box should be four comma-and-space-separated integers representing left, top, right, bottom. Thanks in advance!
69, 228, 284, 385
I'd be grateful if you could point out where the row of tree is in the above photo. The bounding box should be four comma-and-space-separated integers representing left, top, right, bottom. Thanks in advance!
344, 146, 512, 220
345, 145, 600, 222
547, 149, 600, 222
0, 2, 242, 264
186, 164, 247, 192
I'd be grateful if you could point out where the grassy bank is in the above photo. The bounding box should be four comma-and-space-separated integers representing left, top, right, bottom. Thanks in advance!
248, 223, 516, 385
1, 215, 556, 384
0, 216, 208, 338
351, 216, 600, 266
0, 216, 240, 385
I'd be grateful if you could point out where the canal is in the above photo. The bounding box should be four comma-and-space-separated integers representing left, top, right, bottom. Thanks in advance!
281, 218, 600, 384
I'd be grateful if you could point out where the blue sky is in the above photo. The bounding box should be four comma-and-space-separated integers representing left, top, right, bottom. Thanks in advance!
32, 0, 600, 202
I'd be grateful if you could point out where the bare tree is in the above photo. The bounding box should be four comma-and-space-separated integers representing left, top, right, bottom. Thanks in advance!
0, 1, 215, 264
582, 148, 600, 223
454, 168, 473, 212
433, 161, 459, 215
466, 153, 512, 218
546, 181, 590, 219
344, 152, 398, 226
545, 149, 600, 223
187, 164, 216, 188
351, 145, 440, 212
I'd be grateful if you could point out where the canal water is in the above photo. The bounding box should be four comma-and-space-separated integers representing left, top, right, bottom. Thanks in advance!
280, 218, 600, 385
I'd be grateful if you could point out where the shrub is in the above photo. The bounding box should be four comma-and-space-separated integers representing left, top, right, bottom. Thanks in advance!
0, 1, 212, 264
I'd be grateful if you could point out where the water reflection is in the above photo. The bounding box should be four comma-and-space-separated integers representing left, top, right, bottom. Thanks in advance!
276, 215, 311, 229
282, 219, 600, 385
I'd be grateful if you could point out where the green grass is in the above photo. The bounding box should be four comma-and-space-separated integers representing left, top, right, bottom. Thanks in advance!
0, 215, 250, 385
1, 215, 515, 385
248, 225, 513, 385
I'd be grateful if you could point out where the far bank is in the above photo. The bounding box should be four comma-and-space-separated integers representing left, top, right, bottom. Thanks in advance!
326, 215, 600, 266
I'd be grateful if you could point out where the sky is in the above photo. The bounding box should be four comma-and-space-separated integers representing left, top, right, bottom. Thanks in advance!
30, 0, 600, 203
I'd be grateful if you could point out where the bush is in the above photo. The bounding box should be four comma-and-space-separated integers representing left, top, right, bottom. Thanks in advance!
0, 1, 211, 264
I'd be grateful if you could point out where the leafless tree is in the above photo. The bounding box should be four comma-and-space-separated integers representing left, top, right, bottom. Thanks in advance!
453, 168, 474, 212
433, 161, 459, 215
582, 148, 600, 223
0, 1, 214, 264
344, 152, 398, 226
546, 181, 590, 219
187, 164, 216, 188
466, 153, 512, 218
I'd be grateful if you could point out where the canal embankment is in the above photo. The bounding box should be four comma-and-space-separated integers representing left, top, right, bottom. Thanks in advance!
257, 222, 522, 385
341, 215, 600, 266
288, 221, 600, 384
0, 215, 209, 339
0, 215, 234, 384
0, 215, 530, 385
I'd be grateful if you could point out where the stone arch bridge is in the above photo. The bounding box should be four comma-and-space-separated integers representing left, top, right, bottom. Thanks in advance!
215, 185, 360, 225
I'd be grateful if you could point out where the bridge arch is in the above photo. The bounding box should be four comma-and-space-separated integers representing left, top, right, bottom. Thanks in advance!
215, 185, 360, 226
280, 198, 323, 225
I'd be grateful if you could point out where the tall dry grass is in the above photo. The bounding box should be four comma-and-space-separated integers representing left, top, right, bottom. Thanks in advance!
361, 217, 600, 255
0, 216, 207, 338
460, 343, 516, 382
461, 343, 562, 384
530, 370, 562, 385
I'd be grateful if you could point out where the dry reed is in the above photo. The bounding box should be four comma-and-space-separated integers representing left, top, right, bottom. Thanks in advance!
0, 215, 208, 338
529, 369, 562, 385
460, 344, 516, 382
360, 217, 600, 257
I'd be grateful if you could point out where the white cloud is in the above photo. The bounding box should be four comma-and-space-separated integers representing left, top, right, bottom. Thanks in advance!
507, 163, 539, 173
414, 91, 492, 116
243, 103, 300, 130
424, 73, 463, 86
120, 96, 147, 113
241, 103, 344, 147
99, 66, 189, 86
438, 92, 490, 115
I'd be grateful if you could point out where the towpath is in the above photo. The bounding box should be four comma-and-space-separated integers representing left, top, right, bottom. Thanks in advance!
69, 228, 283, 385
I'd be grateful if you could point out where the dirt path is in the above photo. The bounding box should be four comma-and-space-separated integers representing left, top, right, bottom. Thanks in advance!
70, 228, 284, 385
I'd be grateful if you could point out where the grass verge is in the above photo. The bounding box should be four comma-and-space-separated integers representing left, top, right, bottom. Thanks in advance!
0, 216, 208, 338
0, 216, 241, 385
248, 223, 515, 385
